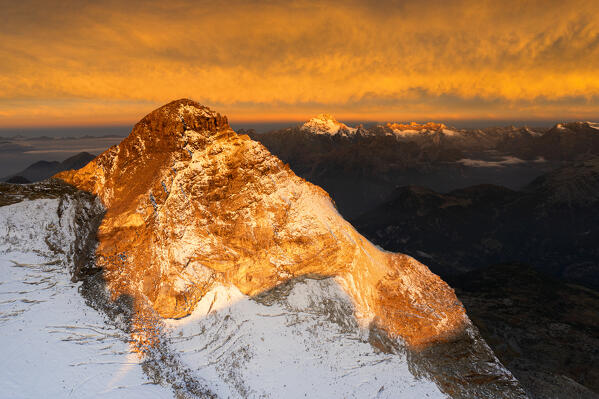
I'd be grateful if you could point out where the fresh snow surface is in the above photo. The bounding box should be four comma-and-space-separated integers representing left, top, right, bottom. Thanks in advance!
164, 279, 446, 399
0, 199, 173, 399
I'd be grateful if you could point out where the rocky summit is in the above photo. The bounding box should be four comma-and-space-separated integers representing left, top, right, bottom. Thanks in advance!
42, 99, 528, 397
56, 99, 464, 343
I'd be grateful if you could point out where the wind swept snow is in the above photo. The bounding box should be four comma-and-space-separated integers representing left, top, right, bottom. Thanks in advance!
164, 279, 447, 398
0, 199, 173, 399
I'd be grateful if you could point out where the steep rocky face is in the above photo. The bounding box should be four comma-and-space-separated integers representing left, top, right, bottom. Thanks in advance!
56, 99, 465, 346
56, 99, 527, 397
0, 180, 104, 274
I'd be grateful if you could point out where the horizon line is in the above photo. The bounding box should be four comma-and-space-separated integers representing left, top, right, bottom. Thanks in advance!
0, 117, 597, 132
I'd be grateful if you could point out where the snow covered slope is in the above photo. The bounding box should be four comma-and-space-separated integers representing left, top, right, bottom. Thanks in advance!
164, 279, 445, 398
0, 194, 173, 398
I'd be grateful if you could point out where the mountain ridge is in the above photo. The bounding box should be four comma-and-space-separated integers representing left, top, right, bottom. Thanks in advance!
2, 151, 96, 183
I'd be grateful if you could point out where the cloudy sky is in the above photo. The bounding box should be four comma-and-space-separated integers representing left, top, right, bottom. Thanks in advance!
1, 0, 598, 127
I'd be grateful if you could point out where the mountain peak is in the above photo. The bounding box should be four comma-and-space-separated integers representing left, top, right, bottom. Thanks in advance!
55, 99, 468, 348
586, 121, 599, 130
47, 100, 528, 396
301, 113, 356, 135
140, 98, 229, 137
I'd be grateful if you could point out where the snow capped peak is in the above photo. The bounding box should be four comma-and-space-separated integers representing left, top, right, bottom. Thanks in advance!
552, 121, 599, 133
314, 113, 337, 122
47, 100, 527, 398
301, 114, 356, 135
386, 122, 452, 137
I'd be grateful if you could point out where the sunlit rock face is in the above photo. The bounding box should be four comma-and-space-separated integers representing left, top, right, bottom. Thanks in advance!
57, 99, 464, 345
57, 99, 527, 397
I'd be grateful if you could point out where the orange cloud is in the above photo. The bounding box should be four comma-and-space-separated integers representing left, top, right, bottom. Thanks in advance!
1, 0, 598, 126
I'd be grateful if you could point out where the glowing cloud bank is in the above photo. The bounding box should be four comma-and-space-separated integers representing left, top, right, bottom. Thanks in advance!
1, 0, 598, 126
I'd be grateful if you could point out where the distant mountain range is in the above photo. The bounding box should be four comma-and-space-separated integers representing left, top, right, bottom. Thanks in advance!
2, 152, 96, 183
245, 116, 599, 217
249, 116, 599, 160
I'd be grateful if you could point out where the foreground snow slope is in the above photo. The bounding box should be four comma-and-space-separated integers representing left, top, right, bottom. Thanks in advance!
0, 197, 173, 398
164, 279, 446, 398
